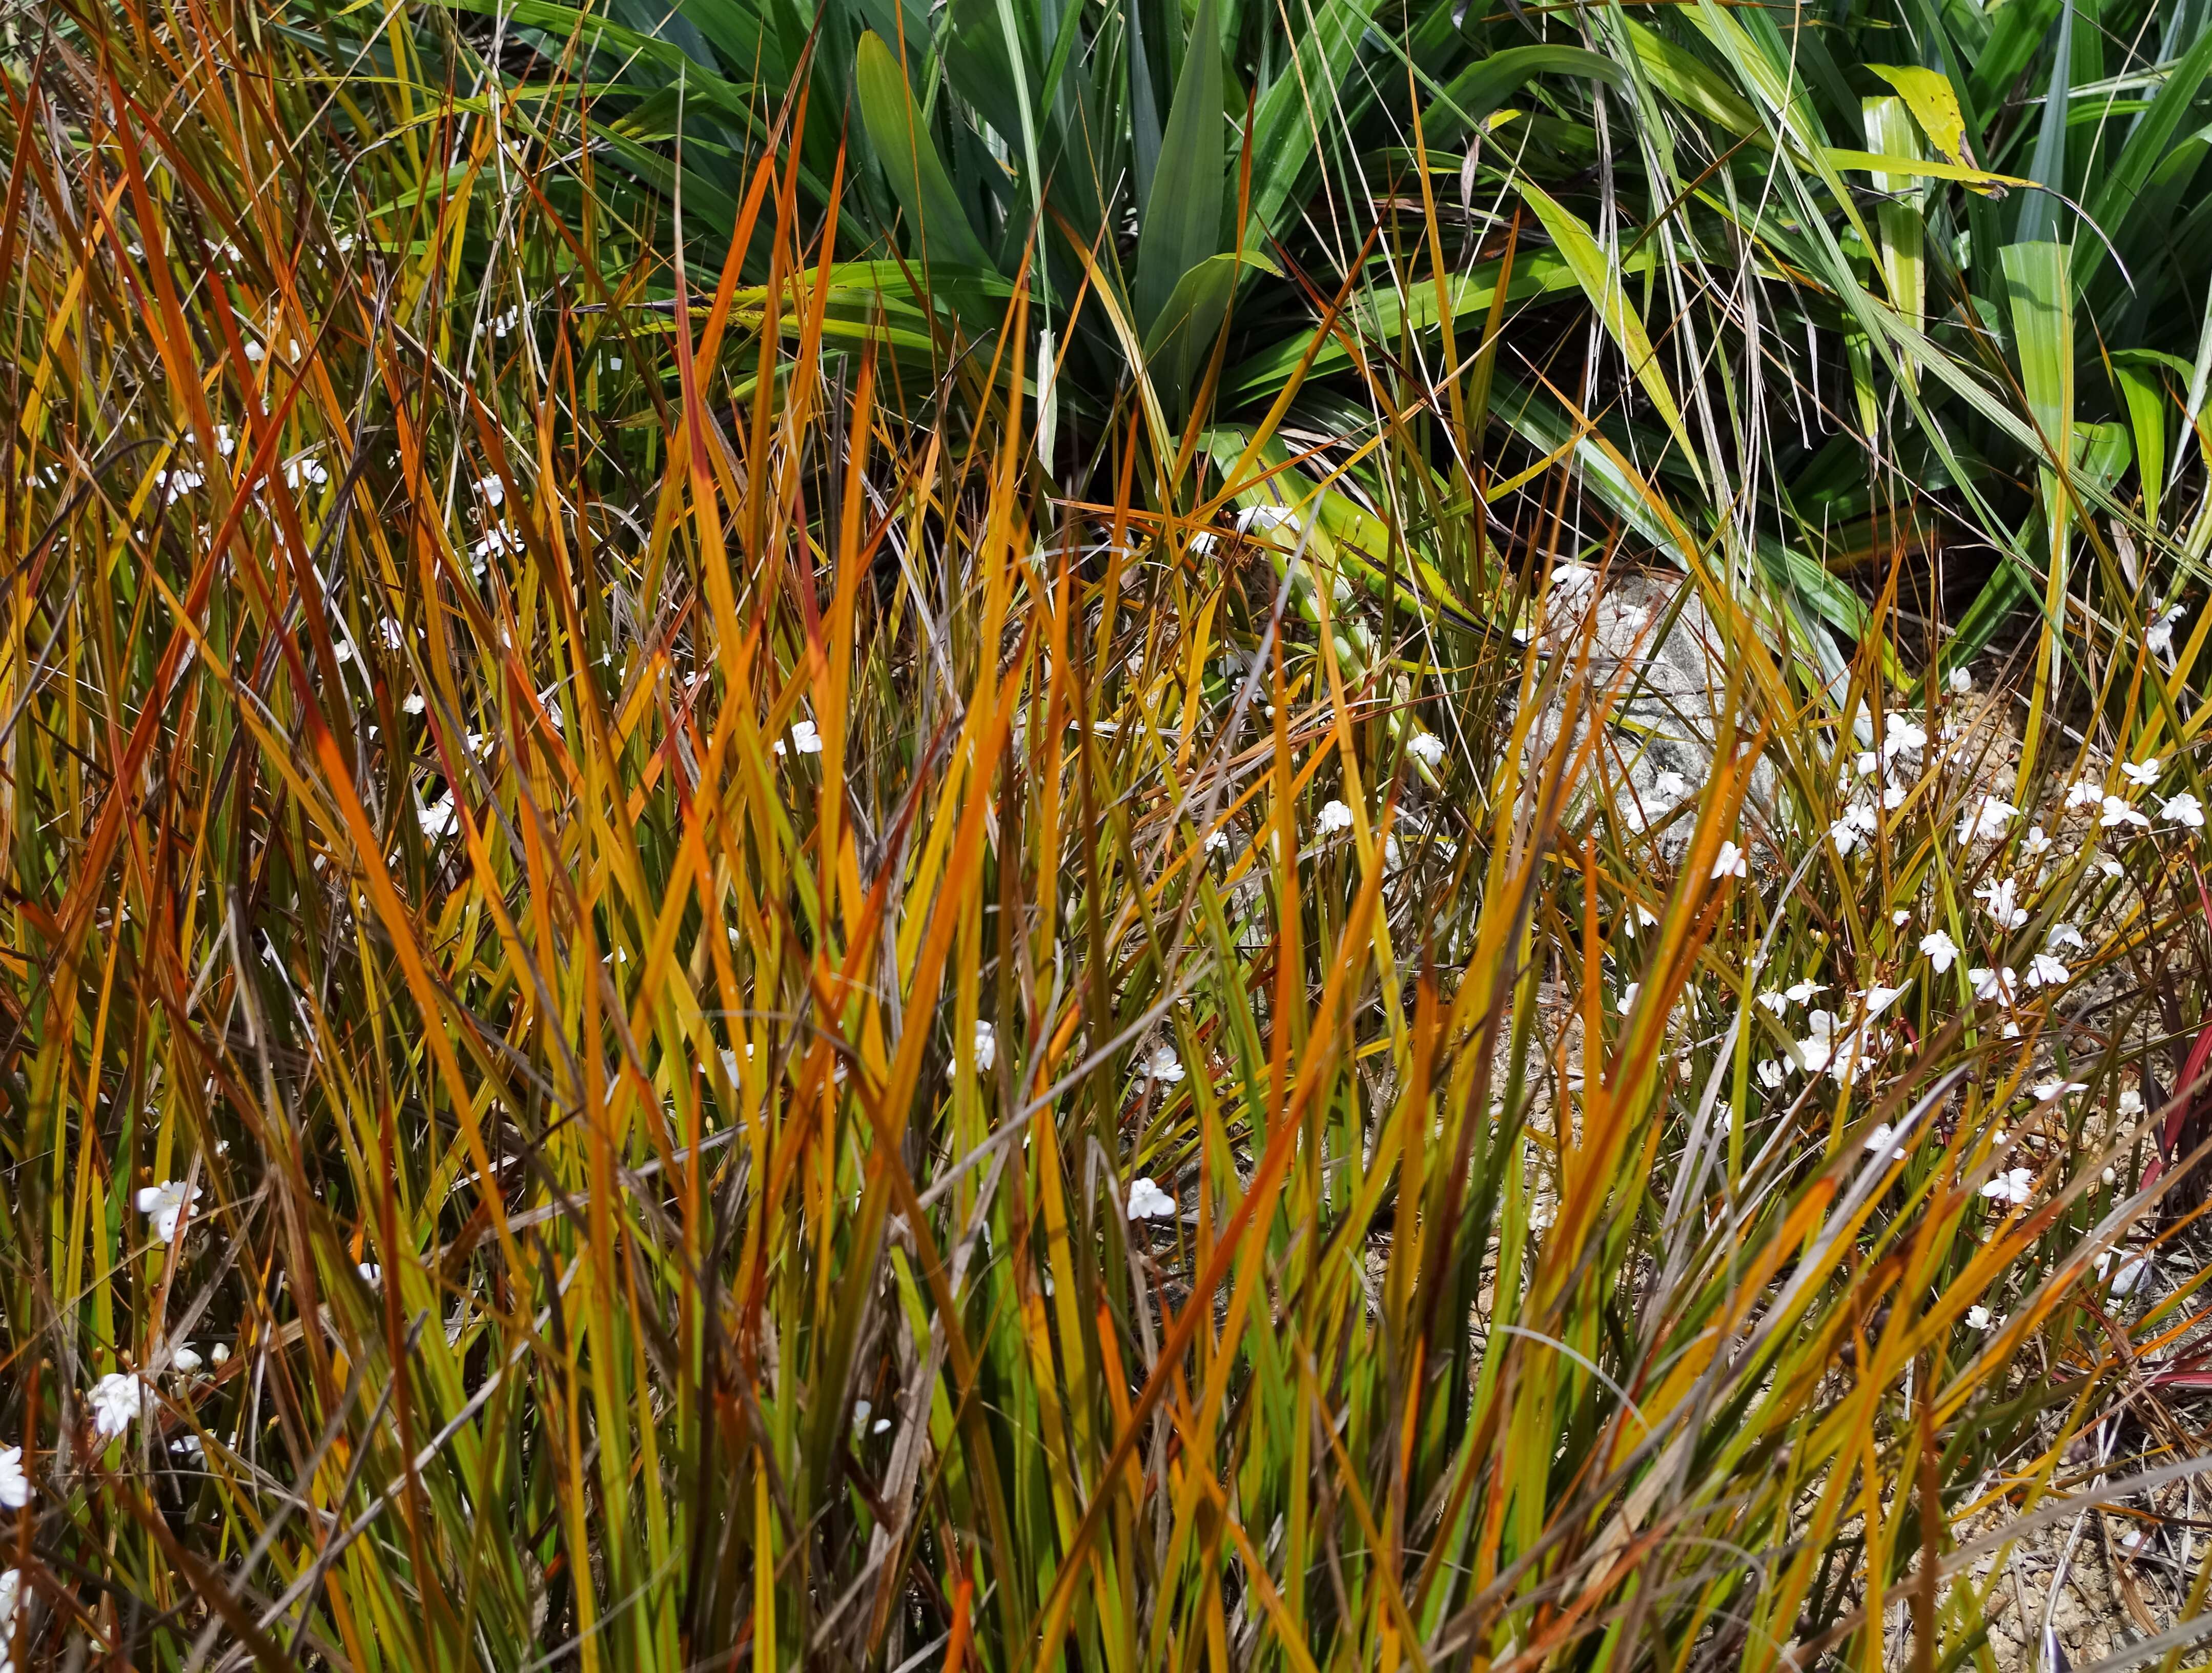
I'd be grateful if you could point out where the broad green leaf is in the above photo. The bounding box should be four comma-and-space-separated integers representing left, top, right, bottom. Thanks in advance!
1135, 0, 1223, 335
1861, 97, 1926, 378
1422, 46, 1628, 147
1515, 181, 1703, 490
2002, 240, 2076, 466
853, 31, 997, 275
2114, 356, 2167, 528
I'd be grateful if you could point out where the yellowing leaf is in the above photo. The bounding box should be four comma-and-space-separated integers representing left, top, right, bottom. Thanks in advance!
1865, 63, 1969, 163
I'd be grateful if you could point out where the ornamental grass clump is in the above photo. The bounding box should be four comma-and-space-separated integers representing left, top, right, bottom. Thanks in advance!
3, 0, 2212, 1666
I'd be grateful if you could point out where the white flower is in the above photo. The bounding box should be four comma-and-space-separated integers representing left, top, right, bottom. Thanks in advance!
2160, 792, 2204, 829
1236, 503, 1299, 536
1981, 1167, 2034, 1206
283, 455, 328, 489
1618, 982, 1640, 1011
1949, 666, 1973, 693
2047, 923, 2086, 952
2119, 1087, 2145, 1118
2097, 1250, 2154, 1296
1861, 983, 1911, 1018
1893, 909, 1913, 927
1632, 904, 1658, 931
1883, 717, 1928, 759
1651, 770, 1690, 801
2101, 795, 2150, 830
970, 1022, 996, 1074
1316, 799, 1355, 836
1969, 966, 2017, 1003
0, 1446, 28, 1509
2025, 953, 2071, 988
1127, 1176, 1177, 1220
1975, 878, 2027, 930
1830, 817, 1865, 856
2065, 779, 2105, 811
2147, 607, 2185, 660
135, 1179, 201, 1242
419, 795, 458, 840
1920, 930, 1960, 972
476, 473, 505, 507
358, 1262, 382, 1285
2095, 852, 2124, 877
2031, 1078, 2087, 1104
1783, 978, 1826, 1005
2122, 757, 2163, 787
469, 524, 519, 567
1957, 795, 2020, 843
88, 1373, 144, 1438
1883, 783, 1907, 810
787, 720, 822, 755
1711, 841, 1746, 880
1856, 751, 1879, 777
171, 1346, 203, 1376
1144, 1045, 1185, 1084
2023, 825, 2054, 856
1756, 989, 1788, 1015
1756, 1058, 1787, 1089
210, 1343, 230, 1366
1863, 1122, 1906, 1159
1204, 828, 1230, 854
0, 1568, 17, 1657
1406, 731, 1446, 768
1965, 1304, 1995, 1330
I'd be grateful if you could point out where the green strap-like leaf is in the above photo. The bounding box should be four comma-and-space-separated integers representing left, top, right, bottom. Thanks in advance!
853, 31, 997, 276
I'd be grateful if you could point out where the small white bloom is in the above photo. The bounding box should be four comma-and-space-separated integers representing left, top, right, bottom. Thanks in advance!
1893, 908, 1912, 926
1975, 877, 2027, 929
2023, 825, 2054, 856
2025, 952, 2071, 988
1617, 981, 1639, 1010
1883, 783, 1907, 810
1651, 770, 1690, 802
1757, 1058, 1787, 1089
88, 1372, 144, 1438
1127, 1176, 1177, 1220
0, 1446, 28, 1509
1236, 503, 1299, 536
2118, 1088, 2145, 1118
1856, 751, 1879, 777
419, 795, 458, 840
1981, 1167, 2034, 1206
401, 692, 426, 715
1711, 841, 1747, 880
970, 1021, 996, 1074
788, 719, 823, 755
1965, 1304, 1995, 1330
1406, 731, 1446, 769
135, 1179, 201, 1242
1969, 966, 2017, 1003
1948, 666, 1973, 693
210, 1343, 230, 1366
1883, 717, 1928, 759
1756, 989, 1788, 1015
1783, 978, 1825, 1005
2047, 923, 2086, 952
2065, 779, 2105, 811
1830, 817, 1864, 856
2160, 792, 2204, 829
476, 473, 505, 507
2147, 606, 2185, 660
1958, 795, 2020, 843
1144, 1045, 1185, 1084
2122, 757, 2163, 787
171, 1346, 203, 1375
358, 1262, 382, 1285
2101, 795, 2150, 830
1863, 1122, 1906, 1159
2031, 1078, 2087, 1104
1920, 930, 1960, 972
1204, 828, 1230, 854
1316, 799, 1355, 836
2095, 852, 2124, 877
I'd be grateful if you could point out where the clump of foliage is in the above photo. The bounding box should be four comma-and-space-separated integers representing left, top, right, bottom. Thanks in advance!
2, 0, 2211, 1666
